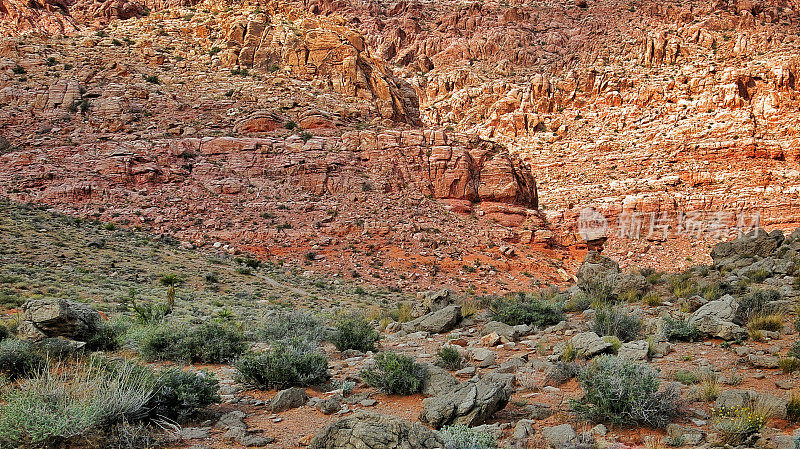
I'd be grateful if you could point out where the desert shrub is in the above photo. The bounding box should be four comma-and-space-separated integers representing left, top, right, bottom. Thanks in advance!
437, 346, 463, 370
779, 357, 800, 373
0, 339, 46, 380
579, 272, 618, 304
747, 314, 783, 332
235, 339, 329, 390
565, 292, 592, 312
592, 308, 642, 342
603, 335, 622, 353
545, 361, 579, 386
36, 338, 81, 360
661, 317, 701, 342
86, 319, 123, 351
0, 361, 153, 448
0, 324, 8, 342
642, 292, 662, 307
147, 368, 219, 421
254, 309, 324, 342
489, 293, 564, 327
182, 322, 247, 363
697, 373, 720, 402
712, 400, 775, 445
329, 315, 379, 352
672, 370, 700, 385
669, 272, 699, 298
745, 269, 771, 283
570, 355, 681, 428
790, 341, 800, 359
361, 351, 426, 395
440, 424, 497, 449
138, 322, 246, 363
737, 289, 780, 322
788, 391, 800, 423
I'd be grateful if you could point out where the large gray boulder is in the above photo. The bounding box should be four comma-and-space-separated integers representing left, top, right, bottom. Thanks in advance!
17, 298, 102, 341
419, 379, 510, 429
404, 305, 462, 334
268, 387, 308, 413
541, 424, 577, 448
553, 332, 612, 360
421, 363, 459, 396
483, 321, 530, 341
688, 295, 747, 340
576, 252, 620, 292
412, 289, 454, 317
310, 412, 444, 449
714, 389, 787, 420
711, 229, 783, 266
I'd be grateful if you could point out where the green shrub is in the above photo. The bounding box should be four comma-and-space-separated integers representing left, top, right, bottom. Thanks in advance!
437, 346, 463, 370
255, 309, 323, 342
329, 315, 379, 352
661, 317, 701, 342
138, 322, 246, 363
86, 319, 122, 351
0, 339, 46, 380
138, 324, 188, 362
592, 308, 642, 342
440, 424, 497, 449
0, 361, 153, 448
489, 293, 564, 327
361, 351, 425, 395
788, 340, 800, 359
672, 370, 700, 385
565, 292, 592, 312
182, 322, 247, 364
778, 357, 800, 373
36, 338, 81, 360
0, 324, 8, 342
737, 289, 780, 322
788, 391, 800, 423
235, 339, 329, 390
570, 355, 681, 428
147, 368, 219, 421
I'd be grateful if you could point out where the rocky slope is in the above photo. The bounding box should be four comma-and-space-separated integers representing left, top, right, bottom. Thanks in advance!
0, 2, 569, 293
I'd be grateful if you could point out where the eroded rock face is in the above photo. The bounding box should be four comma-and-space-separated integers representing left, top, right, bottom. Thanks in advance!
219, 12, 419, 125
418, 378, 510, 429
309, 412, 444, 449
17, 298, 102, 341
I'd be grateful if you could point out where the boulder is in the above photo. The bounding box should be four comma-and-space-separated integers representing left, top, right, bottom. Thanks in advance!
562, 332, 613, 358
309, 412, 444, 449
618, 340, 649, 361
469, 347, 497, 367
576, 252, 620, 292
268, 387, 308, 413
413, 289, 454, 317
714, 389, 787, 420
483, 320, 530, 341
17, 298, 102, 341
404, 305, 462, 334
711, 229, 783, 266
418, 379, 510, 429
687, 295, 747, 340
541, 424, 577, 448
421, 364, 460, 396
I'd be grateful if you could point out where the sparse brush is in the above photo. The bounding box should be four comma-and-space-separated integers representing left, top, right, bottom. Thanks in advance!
570, 355, 681, 428
439, 424, 497, 449
592, 307, 642, 342
737, 289, 780, 322
698, 373, 720, 402
747, 314, 783, 332
361, 351, 426, 395
329, 314, 380, 353
780, 357, 800, 373
235, 339, 329, 390
436, 346, 463, 370
603, 335, 622, 353
254, 309, 323, 343
642, 292, 662, 307
489, 293, 563, 327
672, 370, 700, 385
661, 317, 701, 342
788, 390, 800, 423
712, 399, 775, 445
